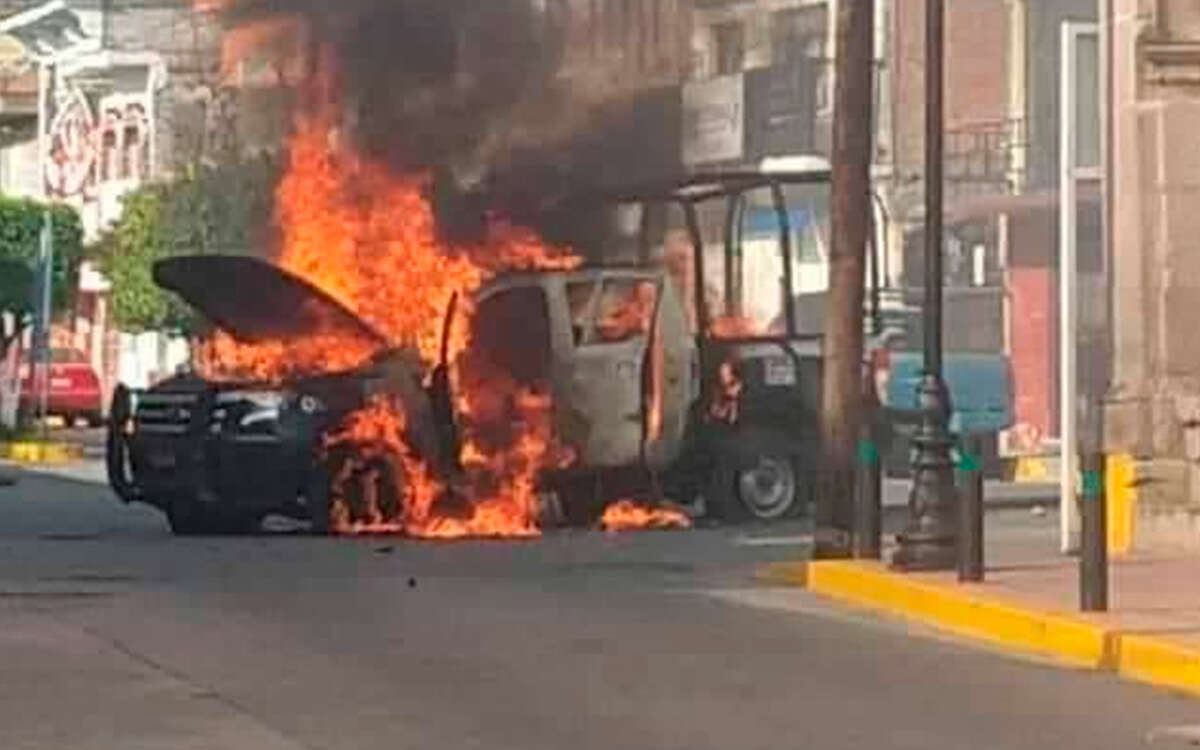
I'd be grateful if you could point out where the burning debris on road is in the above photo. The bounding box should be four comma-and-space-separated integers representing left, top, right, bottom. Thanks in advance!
600, 500, 693, 533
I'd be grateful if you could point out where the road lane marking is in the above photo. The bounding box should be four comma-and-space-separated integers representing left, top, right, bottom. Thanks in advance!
1147, 725, 1200, 745
732, 534, 813, 547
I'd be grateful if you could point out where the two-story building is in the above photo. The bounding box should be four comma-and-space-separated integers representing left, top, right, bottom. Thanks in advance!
0, 0, 224, 393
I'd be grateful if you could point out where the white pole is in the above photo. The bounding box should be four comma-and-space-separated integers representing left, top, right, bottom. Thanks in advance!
1059, 22, 1080, 554
37, 210, 53, 439
32, 58, 48, 435
36, 60, 46, 202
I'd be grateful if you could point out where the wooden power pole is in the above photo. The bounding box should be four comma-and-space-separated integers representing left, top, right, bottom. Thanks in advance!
815, 0, 876, 558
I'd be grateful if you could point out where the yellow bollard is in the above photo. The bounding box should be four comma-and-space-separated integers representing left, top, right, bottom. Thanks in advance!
1105, 453, 1135, 557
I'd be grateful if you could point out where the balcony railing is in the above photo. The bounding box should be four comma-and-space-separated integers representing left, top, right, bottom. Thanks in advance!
944, 118, 1027, 195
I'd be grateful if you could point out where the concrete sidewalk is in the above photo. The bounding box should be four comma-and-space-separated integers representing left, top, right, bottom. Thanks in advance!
766, 523, 1200, 700
881, 478, 1058, 509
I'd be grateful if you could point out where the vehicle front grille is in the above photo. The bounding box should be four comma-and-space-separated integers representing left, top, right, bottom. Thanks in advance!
133, 391, 203, 436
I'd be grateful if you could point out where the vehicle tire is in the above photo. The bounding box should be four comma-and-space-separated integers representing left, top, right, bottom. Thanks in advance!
733, 453, 802, 521
84, 412, 104, 429
706, 452, 802, 524
338, 456, 404, 529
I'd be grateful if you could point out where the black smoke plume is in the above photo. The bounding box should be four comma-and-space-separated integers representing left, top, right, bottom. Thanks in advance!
220, 0, 675, 253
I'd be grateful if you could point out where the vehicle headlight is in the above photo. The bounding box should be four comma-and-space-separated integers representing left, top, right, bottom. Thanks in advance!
215, 390, 286, 410
214, 390, 287, 433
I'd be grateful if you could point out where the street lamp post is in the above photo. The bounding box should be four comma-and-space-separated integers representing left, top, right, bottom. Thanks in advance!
892, 0, 958, 571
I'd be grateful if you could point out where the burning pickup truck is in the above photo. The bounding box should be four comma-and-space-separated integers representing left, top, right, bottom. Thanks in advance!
106, 255, 444, 534
108, 170, 846, 536
107, 252, 704, 534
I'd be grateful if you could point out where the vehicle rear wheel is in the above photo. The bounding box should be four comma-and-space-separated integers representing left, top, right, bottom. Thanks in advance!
736, 454, 801, 520
707, 453, 804, 523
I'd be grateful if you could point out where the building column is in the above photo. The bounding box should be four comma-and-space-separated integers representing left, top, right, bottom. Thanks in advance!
1103, 0, 1150, 456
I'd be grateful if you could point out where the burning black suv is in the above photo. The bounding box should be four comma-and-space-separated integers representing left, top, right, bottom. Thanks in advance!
107, 255, 444, 535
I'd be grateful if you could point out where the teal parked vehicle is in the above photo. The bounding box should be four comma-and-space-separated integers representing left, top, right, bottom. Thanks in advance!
873, 306, 1015, 478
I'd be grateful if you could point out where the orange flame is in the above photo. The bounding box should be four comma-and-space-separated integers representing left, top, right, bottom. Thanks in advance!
706, 360, 744, 426
200, 109, 581, 538
596, 280, 657, 342
600, 499, 692, 532
323, 383, 561, 540
194, 32, 694, 539
198, 328, 378, 383
709, 315, 761, 339
323, 397, 436, 535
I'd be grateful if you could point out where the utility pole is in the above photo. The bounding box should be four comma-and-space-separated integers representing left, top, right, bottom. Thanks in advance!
893, 0, 958, 570
816, 0, 875, 558
36, 209, 53, 441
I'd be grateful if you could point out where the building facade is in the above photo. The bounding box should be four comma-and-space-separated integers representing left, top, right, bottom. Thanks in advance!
1106, 0, 1200, 548
0, 0, 224, 393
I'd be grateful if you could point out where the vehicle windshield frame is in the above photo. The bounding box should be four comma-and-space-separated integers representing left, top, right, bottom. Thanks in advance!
593, 170, 835, 342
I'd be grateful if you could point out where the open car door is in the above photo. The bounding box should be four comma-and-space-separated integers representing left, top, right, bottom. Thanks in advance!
642, 275, 696, 468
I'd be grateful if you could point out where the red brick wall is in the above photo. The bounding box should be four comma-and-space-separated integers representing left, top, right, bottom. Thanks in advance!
1007, 210, 1060, 447
1008, 266, 1054, 446
892, 0, 1011, 174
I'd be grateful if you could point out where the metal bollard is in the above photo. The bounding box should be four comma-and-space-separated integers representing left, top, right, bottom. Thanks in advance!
956, 435, 984, 582
854, 425, 882, 559
1080, 451, 1108, 612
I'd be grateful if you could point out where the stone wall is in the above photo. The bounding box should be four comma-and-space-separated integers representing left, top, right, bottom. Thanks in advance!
1107, 0, 1200, 547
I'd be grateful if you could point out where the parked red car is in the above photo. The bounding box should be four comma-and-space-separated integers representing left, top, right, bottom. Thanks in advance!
19, 348, 104, 426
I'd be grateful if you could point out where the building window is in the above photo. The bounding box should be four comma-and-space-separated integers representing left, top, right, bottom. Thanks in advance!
101, 128, 118, 181
771, 6, 830, 114
713, 21, 744, 76
770, 6, 826, 65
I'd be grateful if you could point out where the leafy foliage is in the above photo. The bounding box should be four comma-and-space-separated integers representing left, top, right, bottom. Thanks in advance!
0, 198, 85, 357
94, 153, 281, 334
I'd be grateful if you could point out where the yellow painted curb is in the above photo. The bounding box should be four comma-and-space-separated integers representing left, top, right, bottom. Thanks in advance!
764, 558, 1200, 701
1013, 457, 1049, 482
757, 561, 809, 586
0, 441, 84, 465
786, 560, 1112, 669
1117, 634, 1200, 698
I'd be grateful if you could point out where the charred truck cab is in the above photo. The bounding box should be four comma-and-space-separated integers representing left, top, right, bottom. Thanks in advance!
557, 165, 881, 522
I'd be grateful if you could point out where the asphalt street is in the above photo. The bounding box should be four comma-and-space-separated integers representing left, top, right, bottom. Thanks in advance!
44, 426, 1064, 509
0, 467, 1194, 750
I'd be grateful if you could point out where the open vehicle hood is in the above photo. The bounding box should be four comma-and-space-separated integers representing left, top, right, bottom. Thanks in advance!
154, 255, 386, 348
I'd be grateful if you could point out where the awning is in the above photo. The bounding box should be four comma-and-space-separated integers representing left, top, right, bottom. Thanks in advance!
0, 1, 94, 62
943, 182, 1102, 226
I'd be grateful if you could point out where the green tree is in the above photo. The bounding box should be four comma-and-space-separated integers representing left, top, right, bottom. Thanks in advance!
94, 153, 280, 334
0, 198, 85, 360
